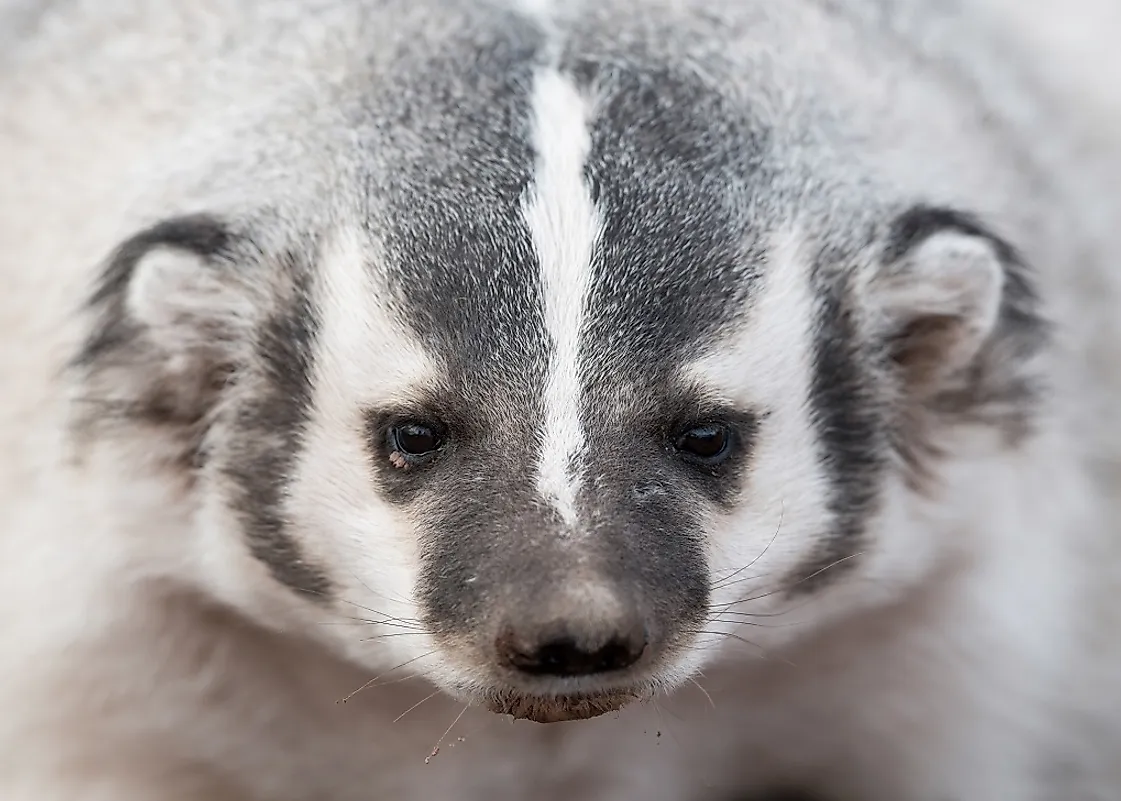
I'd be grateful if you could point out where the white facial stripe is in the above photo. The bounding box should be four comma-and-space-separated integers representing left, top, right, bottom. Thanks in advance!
523, 69, 602, 526
684, 227, 831, 574
288, 228, 434, 666
312, 228, 436, 411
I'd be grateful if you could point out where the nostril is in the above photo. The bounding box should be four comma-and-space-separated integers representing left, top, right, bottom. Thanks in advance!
536, 636, 644, 675
496, 629, 647, 678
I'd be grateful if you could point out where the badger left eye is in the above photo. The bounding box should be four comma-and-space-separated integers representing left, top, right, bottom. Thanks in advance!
389, 422, 445, 457
672, 423, 733, 465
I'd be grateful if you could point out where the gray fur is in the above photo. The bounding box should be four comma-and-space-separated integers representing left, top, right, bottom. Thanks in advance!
2, 1, 1120, 800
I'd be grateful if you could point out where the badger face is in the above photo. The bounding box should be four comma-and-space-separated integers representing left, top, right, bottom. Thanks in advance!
70, 7, 1049, 724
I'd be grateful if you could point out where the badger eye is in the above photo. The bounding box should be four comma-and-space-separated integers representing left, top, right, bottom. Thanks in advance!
389, 422, 445, 458
673, 423, 733, 465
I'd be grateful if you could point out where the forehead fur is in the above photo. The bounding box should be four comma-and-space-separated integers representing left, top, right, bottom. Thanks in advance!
357, 7, 785, 397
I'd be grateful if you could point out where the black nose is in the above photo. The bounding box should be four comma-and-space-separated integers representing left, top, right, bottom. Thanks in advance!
495, 618, 648, 678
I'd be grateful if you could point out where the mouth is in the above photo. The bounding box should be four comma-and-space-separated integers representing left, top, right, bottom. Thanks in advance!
483, 688, 645, 723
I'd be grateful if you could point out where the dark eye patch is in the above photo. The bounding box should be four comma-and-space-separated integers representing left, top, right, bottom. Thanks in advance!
656, 396, 765, 494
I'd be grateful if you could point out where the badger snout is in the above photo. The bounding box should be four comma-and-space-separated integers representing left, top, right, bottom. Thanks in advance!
459, 577, 658, 723
414, 489, 709, 724
493, 580, 648, 678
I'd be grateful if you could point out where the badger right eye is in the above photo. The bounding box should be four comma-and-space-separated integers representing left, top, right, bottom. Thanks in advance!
672, 422, 734, 465
388, 422, 446, 458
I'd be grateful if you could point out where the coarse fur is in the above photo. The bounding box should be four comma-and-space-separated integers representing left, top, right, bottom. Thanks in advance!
1, 1, 1120, 800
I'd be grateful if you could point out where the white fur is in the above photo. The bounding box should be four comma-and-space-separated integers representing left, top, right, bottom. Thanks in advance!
523, 69, 602, 527
683, 226, 837, 654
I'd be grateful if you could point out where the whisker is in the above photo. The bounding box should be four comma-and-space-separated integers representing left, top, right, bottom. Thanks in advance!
787, 551, 866, 589
711, 551, 865, 612
337, 650, 437, 704
703, 605, 796, 618
357, 630, 429, 643
426, 712, 499, 756
710, 501, 786, 590
319, 617, 425, 632
301, 587, 426, 630
649, 699, 720, 791
369, 665, 443, 688
686, 631, 793, 667
393, 690, 442, 724
708, 590, 831, 622
709, 572, 767, 593
688, 676, 716, 710
345, 568, 418, 613
340, 608, 425, 629
650, 696, 686, 727
425, 703, 471, 764
692, 629, 799, 668
703, 602, 806, 617
703, 615, 805, 629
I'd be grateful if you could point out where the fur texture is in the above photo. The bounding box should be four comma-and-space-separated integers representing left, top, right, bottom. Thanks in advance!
1, 1, 1120, 800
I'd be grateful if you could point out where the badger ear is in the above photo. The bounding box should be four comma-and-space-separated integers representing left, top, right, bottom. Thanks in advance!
874, 218, 1004, 395
71, 215, 259, 467
866, 207, 1050, 474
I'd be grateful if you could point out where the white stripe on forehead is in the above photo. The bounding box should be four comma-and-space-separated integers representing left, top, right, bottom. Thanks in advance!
523, 69, 602, 527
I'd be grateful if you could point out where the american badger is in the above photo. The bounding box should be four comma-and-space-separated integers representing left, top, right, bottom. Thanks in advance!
2, 1, 1120, 799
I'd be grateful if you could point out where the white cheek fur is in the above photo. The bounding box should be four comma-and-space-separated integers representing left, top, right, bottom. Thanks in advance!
281, 229, 440, 670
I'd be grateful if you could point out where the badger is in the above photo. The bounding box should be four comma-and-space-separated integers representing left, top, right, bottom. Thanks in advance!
2, 0, 1121, 799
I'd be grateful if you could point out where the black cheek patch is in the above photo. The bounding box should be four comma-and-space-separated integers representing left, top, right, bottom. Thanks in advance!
787, 205, 1049, 597
221, 264, 334, 600
787, 257, 888, 596
71, 215, 334, 600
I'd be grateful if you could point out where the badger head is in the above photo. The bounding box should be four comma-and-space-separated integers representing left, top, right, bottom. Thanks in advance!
70, 3, 1049, 724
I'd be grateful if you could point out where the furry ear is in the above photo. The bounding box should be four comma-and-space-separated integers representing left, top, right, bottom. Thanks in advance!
71, 215, 260, 468
874, 225, 1004, 396
867, 206, 1050, 477
126, 248, 257, 353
